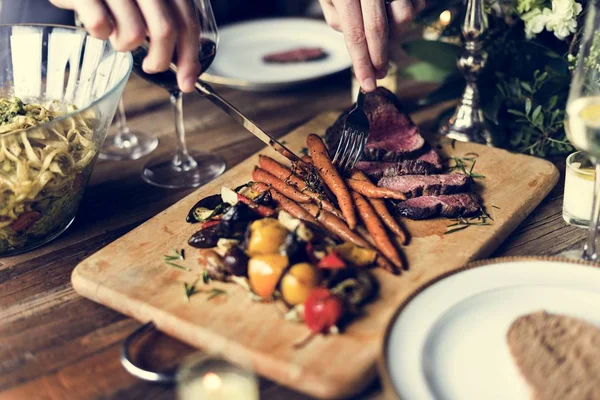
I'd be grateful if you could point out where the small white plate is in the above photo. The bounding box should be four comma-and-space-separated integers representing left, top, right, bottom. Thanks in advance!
381, 258, 600, 400
203, 18, 351, 91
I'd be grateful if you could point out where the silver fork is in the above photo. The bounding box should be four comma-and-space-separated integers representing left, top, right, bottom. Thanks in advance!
332, 90, 370, 175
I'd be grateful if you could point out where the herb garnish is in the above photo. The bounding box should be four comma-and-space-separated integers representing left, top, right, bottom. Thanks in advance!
448, 155, 485, 179
202, 270, 211, 284
206, 288, 227, 300
184, 279, 199, 301
164, 248, 190, 271
444, 205, 495, 234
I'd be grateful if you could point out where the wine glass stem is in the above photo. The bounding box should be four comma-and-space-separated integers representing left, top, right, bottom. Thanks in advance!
169, 90, 197, 171
115, 98, 130, 135
582, 162, 600, 261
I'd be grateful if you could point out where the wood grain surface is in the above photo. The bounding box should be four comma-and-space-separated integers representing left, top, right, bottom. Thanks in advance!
0, 71, 585, 400
71, 106, 558, 398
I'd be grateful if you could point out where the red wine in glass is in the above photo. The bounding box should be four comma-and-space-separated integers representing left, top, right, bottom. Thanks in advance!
132, 39, 217, 91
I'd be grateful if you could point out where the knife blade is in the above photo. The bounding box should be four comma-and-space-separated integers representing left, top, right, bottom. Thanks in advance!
194, 79, 306, 166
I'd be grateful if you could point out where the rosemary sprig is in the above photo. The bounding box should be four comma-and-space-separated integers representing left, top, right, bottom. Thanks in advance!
444, 205, 496, 234
207, 288, 227, 300
448, 156, 485, 179
164, 248, 190, 270
184, 279, 199, 301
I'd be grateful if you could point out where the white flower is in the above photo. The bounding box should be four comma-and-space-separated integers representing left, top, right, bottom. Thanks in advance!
544, 0, 582, 40
522, 8, 548, 38
517, 0, 536, 13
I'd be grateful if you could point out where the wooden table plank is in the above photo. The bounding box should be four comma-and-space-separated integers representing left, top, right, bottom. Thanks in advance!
0, 71, 583, 400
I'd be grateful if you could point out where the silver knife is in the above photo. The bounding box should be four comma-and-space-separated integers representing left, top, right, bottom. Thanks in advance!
194, 79, 307, 166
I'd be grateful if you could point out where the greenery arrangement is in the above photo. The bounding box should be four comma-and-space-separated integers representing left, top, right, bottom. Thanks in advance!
404, 0, 588, 158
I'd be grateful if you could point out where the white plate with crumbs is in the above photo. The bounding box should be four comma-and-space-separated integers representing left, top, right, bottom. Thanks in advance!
203, 18, 351, 91
379, 258, 600, 400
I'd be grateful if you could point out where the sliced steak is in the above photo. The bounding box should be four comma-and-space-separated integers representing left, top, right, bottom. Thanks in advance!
378, 174, 471, 198
325, 87, 426, 161
394, 193, 481, 220
263, 47, 327, 63
357, 148, 445, 180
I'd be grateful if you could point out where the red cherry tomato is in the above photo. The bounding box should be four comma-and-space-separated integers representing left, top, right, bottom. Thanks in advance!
303, 288, 344, 333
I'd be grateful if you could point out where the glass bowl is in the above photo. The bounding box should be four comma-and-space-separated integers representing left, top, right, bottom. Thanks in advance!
0, 24, 132, 256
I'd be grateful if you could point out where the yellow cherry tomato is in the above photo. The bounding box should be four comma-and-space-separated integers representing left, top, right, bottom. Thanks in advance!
248, 254, 288, 299
281, 263, 320, 306
246, 218, 289, 256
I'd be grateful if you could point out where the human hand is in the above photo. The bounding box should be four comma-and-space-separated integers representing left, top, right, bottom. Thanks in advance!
319, 0, 425, 92
50, 0, 201, 93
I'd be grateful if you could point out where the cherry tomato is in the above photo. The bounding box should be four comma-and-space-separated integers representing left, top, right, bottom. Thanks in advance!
303, 288, 344, 334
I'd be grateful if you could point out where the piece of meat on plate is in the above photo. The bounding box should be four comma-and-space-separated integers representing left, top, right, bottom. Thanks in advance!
263, 47, 327, 63
394, 193, 481, 220
378, 174, 471, 199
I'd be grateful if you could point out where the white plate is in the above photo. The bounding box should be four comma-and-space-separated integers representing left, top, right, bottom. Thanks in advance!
204, 18, 351, 91
381, 258, 600, 400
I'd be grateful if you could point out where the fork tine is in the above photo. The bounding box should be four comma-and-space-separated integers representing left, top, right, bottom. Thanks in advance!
338, 129, 355, 171
342, 129, 361, 173
347, 131, 366, 172
332, 128, 349, 164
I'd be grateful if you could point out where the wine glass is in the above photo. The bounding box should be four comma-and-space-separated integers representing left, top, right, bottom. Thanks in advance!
136, 0, 226, 189
565, 2, 600, 261
74, 14, 158, 161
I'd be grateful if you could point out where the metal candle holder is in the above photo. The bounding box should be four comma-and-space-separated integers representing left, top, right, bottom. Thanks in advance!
439, 0, 492, 144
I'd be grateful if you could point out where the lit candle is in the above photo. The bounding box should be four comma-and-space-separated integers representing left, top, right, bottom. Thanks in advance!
177, 356, 259, 400
563, 151, 595, 227
439, 10, 452, 26
423, 10, 453, 41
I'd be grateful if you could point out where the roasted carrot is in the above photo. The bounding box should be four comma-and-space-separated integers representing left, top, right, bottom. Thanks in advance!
346, 170, 406, 200
251, 182, 318, 224
306, 134, 357, 229
300, 203, 369, 249
301, 155, 313, 164
252, 167, 312, 203
351, 191, 404, 272
258, 155, 344, 220
368, 197, 409, 245
376, 255, 399, 275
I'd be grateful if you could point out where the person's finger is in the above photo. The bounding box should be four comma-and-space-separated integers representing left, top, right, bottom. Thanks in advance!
171, 0, 201, 93
412, 0, 426, 13
319, 0, 342, 31
362, 0, 389, 80
136, 0, 178, 74
333, 0, 376, 92
388, 0, 416, 37
54, 0, 113, 39
104, 0, 145, 51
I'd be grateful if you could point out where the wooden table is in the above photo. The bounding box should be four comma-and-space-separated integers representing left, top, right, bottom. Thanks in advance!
0, 71, 587, 399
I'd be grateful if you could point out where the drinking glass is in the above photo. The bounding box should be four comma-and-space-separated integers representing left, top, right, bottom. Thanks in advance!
565, 1, 600, 261
99, 98, 159, 160
135, 0, 226, 189
75, 15, 158, 161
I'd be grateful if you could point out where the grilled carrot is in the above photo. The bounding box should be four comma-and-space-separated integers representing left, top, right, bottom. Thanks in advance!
252, 167, 312, 203
301, 155, 313, 164
258, 155, 344, 220
252, 182, 318, 224
346, 170, 406, 200
368, 197, 409, 245
300, 203, 369, 249
376, 255, 399, 275
306, 134, 357, 229
351, 191, 404, 272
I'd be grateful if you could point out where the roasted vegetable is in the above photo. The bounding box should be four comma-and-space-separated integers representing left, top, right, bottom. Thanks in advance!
223, 246, 249, 277
304, 288, 344, 334
189, 224, 222, 248
248, 254, 288, 299
330, 243, 378, 267
281, 262, 320, 306
246, 218, 289, 256
222, 186, 276, 217
186, 194, 224, 223
318, 252, 346, 269
199, 250, 230, 281
220, 203, 259, 238
327, 268, 378, 307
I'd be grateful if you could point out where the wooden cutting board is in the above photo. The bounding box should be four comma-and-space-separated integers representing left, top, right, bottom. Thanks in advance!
72, 111, 559, 399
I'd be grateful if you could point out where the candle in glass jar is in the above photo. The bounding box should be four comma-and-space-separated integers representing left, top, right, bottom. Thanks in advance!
177, 356, 259, 400
563, 151, 595, 227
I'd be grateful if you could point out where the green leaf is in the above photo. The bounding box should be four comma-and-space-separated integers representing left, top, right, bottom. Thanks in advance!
507, 109, 526, 117
402, 40, 460, 71
401, 62, 454, 83
548, 96, 558, 109
520, 82, 533, 92
525, 98, 532, 115
532, 105, 542, 126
